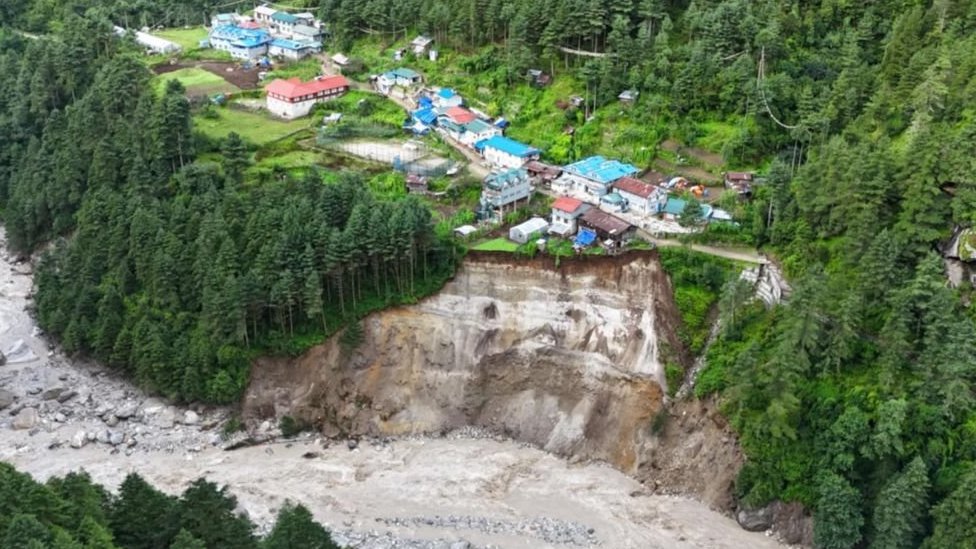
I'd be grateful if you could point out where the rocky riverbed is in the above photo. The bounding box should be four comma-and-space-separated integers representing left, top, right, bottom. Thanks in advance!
0, 227, 788, 548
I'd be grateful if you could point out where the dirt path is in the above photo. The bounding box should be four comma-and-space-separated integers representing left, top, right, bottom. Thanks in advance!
637, 231, 766, 264
0, 226, 783, 548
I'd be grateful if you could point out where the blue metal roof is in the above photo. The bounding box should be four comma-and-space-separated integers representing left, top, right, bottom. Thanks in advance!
412, 107, 437, 125
484, 167, 528, 190
437, 88, 456, 99
211, 25, 271, 48
418, 96, 433, 109
663, 197, 687, 215
574, 228, 597, 247
384, 68, 420, 80
464, 119, 493, 133
478, 135, 539, 158
270, 38, 313, 50
563, 156, 639, 185
272, 12, 298, 23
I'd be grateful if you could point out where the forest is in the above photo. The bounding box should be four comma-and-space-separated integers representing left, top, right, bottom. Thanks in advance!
0, 463, 340, 548
0, 1, 975, 548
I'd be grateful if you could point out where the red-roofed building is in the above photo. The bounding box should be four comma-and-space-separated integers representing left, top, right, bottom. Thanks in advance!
612, 176, 666, 214
444, 106, 476, 124
265, 75, 350, 119
550, 196, 590, 236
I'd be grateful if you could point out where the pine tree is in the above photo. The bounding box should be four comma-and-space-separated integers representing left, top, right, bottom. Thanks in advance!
4, 514, 52, 549
814, 471, 864, 549
262, 503, 339, 549
109, 474, 179, 549
177, 479, 257, 549
870, 457, 930, 549
168, 529, 205, 549
925, 469, 976, 549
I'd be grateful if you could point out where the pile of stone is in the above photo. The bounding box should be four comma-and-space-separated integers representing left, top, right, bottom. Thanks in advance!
332, 529, 483, 549
375, 515, 599, 546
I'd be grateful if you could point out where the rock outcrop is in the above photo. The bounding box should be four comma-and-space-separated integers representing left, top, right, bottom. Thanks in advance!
245, 251, 686, 474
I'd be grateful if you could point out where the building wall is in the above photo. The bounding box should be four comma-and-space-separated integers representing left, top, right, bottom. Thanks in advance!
267, 88, 346, 119
482, 180, 530, 208
268, 45, 306, 60
484, 148, 531, 169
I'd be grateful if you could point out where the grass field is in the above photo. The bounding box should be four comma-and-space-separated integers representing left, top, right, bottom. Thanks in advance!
154, 27, 210, 51
472, 237, 519, 252
194, 107, 312, 145
153, 67, 239, 97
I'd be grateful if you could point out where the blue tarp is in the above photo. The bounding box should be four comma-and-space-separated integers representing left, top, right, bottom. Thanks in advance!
418, 96, 433, 109
574, 228, 597, 247
412, 108, 437, 125
437, 88, 456, 98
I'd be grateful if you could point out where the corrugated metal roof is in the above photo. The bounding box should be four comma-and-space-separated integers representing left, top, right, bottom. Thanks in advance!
479, 136, 539, 158
563, 156, 638, 185
662, 197, 687, 215
272, 12, 298, 23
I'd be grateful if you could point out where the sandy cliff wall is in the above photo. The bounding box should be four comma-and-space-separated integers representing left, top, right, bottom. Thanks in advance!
245, 251, 687, 474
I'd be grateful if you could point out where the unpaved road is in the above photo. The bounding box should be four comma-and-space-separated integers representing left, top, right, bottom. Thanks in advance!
0, 227, 785, 548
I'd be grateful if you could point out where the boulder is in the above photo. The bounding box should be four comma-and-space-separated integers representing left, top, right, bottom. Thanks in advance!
12, 407, 39, 430
0, 350, 5, 366
736, 505, 774, 532
0, 389, 15, 410
70, 430, 88, 449
114, 403, 137, 419
56, 390, 78, 403
54, 412, 67, 423
109, 432, 125, 446
154, 408, 176, 429
182, 410, 200, 426
96, 430, 111, 444
41, 387, 65, 401
104, 414, 119, 427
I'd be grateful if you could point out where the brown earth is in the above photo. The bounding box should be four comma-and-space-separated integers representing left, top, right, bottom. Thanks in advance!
244, 251, 749, 510
152, 60, 261, 90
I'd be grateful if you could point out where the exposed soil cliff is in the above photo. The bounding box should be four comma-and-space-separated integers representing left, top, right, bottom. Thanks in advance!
245, 251, 746, 508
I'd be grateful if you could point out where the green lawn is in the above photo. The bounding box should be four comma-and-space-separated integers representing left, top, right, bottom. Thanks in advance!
194, 107, 313, 145
153, 67, 239, 97
154, 27, 210, 51
472, 237, 519, 252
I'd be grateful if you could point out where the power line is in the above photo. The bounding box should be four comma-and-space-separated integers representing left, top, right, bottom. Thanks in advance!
757, 46, 798, 130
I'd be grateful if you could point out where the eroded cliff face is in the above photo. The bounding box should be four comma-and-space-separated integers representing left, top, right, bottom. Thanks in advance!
245, 251, 688, 474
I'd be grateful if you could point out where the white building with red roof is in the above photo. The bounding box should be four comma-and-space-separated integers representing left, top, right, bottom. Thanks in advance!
549, 196, 591, 236
265, 75, 350, 119
612, 176, 666, 214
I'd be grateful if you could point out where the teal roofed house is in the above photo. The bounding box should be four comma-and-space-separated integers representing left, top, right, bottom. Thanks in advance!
558, 156, 639, 197
377, 68, 422, 92
662, 197, 687, 219
477, 136, 541, 169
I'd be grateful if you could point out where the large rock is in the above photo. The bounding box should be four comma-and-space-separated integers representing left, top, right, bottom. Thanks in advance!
0, 389, 15, 410
40, 387, 65, 401
154, 408, 176, 429
56, 390, 78, 403
70, 430, 88, 449
114, 403, 137, 419
109, 432, 125, 446
736, 505, 774, 532
182, 410, 200, 426
12, 407, 39, 430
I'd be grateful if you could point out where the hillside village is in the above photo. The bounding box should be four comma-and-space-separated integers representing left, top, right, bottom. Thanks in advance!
138, 3, 752, 257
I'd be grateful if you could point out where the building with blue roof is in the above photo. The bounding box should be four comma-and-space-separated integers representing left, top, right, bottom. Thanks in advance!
476, 135, 541, 169
376, 68, 423, 93
268, 37, 320, 60
557, 155, 640, 197
209, 25, 272, 59
481, 167, 533, 217
434, 87, 463, 108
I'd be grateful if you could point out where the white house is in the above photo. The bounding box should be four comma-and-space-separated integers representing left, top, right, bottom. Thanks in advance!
481, 167, 532, 214
433, 87, 463, 108
135, 31, 181, 54
459, 119, 501, 147
254, 5, 277, 23
376, 68, 422, 93
509, 217, 549, 244
271, 11, 299, 35
411, 35, 434, 54
549, 196, 590, 236
265, 75, 350, 119
268, 37, 320, 60
476, 136, 540, 170
612, 176, 666, 215
556, 156, 639, 197
209, 25, 272, 59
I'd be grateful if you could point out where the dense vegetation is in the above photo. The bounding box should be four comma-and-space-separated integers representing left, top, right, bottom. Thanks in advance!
0, 463, 340, 549
2, 1, 976, 547
0, 12, 458, 403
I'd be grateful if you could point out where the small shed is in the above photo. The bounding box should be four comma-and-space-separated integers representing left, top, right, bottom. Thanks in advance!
509, 217, 549, 244
411, 35, 434, 54
618, 89, 639, 104
454, 225, 478, 238
331, 53, 349, 66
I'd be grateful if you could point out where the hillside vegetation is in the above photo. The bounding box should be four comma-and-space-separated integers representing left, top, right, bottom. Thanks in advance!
0, 1, 975, 547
